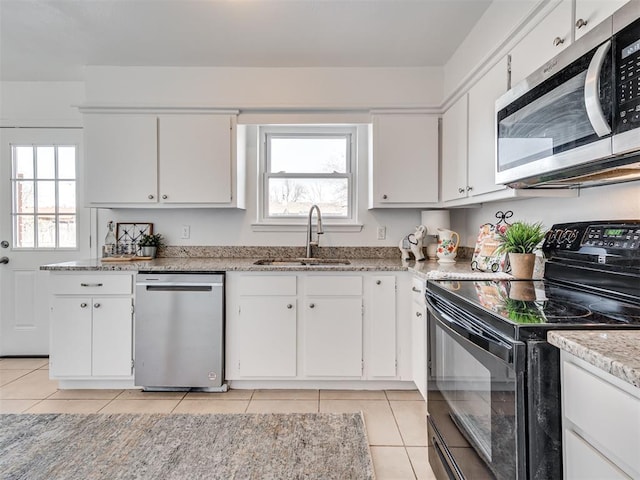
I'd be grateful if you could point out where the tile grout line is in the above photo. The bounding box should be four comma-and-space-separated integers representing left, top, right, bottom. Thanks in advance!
385, 390, 419, 480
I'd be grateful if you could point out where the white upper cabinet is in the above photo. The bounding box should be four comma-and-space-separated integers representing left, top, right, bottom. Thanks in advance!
158, 114, 233, 204
574, 0, 630, 40
83, 111, 243, 208
441, 94, 469, 202
468, 57, 510, 197
84, 114, 158, 204
369, 113, 439, 208
510, 0, 573, 87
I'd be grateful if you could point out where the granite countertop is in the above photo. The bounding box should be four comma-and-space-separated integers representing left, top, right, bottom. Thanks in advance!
548, 330, 640, 389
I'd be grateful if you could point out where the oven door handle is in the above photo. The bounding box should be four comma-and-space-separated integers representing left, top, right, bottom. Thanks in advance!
584, 40, 612, 137
433, 308, 519, 365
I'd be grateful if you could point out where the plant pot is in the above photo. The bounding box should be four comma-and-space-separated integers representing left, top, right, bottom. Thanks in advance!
508, 281, 536, 301
140, 246, 157, 258
508, 253, 536, 279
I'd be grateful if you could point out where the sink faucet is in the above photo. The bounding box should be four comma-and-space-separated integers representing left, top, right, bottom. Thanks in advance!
306, 204, 324, 258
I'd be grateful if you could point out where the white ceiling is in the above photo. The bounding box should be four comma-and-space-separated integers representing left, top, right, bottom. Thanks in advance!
0, 0, 493, 81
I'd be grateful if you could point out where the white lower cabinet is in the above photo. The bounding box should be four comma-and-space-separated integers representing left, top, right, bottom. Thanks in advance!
561, 351, 640, 479
226, 272, 405, 383
410, 276, 427, 400
49, 273, 134, 380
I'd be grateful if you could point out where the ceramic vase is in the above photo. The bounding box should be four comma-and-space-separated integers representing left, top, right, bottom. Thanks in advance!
436, 228, 460, 263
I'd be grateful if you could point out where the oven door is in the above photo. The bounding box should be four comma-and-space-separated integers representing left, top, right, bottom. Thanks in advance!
427, 303, 526, 480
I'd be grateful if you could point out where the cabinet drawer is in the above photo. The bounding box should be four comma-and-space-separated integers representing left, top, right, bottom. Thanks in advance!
306, 276, 362, 296
563, 360, 640, 473
564, 429, 629, 480
51, 274, 133, 295
239, 275, 297, 296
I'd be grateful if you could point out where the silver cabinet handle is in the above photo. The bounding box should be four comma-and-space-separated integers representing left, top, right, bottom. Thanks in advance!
80, 303, 88, 308
412, 287, 421, 293
93, 303, 101, 308
162, 194, 168, 199
0, 256, 8, 265
553, 36, 564, 46
376, 280, 381, 285
80, 283, 103, 287
416, 312, 423, 317
286, 304, 293, 309
575, 18, 587, 29
148, 194, 154, 200
309, 303, 315, 309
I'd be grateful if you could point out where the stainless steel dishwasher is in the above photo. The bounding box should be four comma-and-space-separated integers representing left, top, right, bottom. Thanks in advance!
134, 272, 226, 391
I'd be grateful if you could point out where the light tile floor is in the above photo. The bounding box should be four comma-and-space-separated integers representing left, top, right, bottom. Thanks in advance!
0, 357, 436, 480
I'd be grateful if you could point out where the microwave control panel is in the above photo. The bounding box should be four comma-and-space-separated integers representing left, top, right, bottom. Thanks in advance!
616, 18, 640, 132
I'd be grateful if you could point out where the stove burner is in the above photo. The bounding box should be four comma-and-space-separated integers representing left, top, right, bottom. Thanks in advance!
541, 300, 592, 320
588, 300, 640, 323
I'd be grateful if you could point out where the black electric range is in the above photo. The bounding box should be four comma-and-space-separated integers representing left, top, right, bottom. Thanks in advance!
425, 220, 640, 480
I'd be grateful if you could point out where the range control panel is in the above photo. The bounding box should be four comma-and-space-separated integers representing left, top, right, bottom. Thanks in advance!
543, 221, 640, 252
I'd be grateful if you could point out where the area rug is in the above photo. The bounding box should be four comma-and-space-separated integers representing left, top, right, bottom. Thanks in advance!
0, 412, 375, 480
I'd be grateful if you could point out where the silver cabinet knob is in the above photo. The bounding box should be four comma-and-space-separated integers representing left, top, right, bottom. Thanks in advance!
382, 194, 388, 200
416, 311, 423, 317
309, 303, 315, 309
286, 304, 293, 309
376, 280, 381, 285
93, 303, 101, 308
1, 240, 9, 248
466, 186, 473, 191
162, 194, 168, 199
575, 18, 587, 29
80, 303, 88, 308
553, 36, 564, 46
148, 194, 154, 200
458, 187, 465, 193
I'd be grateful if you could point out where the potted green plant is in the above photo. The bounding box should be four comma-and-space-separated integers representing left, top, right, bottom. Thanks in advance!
495, 221, 546, 278
138, 233, 164, 258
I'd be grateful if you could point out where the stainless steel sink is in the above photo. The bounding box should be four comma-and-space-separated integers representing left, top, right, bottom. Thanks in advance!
253, 258, 351, 266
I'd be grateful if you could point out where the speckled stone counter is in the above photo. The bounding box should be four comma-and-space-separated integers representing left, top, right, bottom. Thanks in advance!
548, 330, 640, 389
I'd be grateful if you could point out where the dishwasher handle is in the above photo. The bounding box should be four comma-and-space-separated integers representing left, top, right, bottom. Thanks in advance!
139, 282, 223, 292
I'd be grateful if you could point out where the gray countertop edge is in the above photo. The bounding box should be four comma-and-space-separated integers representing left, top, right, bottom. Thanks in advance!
548, 330, 640, 389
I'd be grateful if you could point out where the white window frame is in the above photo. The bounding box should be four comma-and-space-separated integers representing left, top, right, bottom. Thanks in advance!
10, 143, 79, 250
256, 125, 360, 229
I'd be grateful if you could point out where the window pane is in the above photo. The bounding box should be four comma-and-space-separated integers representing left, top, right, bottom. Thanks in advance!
14, 146, 34, 178
58, 147, 76, 179
36, 146, 56, 179
270, 137, 348, 173
13, 181, 34, 214
37, 215, 56, 248
59, 215, 76, 248
14, 215, 35, 248
268, 178, 348, 217
58, 181, 76, 212
37, 181, 56, 213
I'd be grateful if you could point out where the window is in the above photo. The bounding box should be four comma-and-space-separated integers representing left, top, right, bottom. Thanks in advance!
11, 144, 78, 248
260, 126, 356, 223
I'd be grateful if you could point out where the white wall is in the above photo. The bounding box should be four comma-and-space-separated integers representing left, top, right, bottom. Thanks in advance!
451, 183, 640, 246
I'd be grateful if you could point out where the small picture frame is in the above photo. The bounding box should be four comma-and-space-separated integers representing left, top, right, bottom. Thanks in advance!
470, 211, 512, 273
116, 223, 153, 248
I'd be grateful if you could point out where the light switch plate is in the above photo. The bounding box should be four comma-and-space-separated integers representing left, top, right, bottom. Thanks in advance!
181, 225, 190, 239
377, 226, 386, 240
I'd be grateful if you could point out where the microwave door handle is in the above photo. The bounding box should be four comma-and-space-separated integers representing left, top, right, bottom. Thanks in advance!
584, 40, 612, 137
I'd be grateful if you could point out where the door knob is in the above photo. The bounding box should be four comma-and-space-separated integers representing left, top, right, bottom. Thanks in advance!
1, 240, 8, 248
0, 257, 8, 265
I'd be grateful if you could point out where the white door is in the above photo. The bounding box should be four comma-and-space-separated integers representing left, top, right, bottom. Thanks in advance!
0, 128, 93, 355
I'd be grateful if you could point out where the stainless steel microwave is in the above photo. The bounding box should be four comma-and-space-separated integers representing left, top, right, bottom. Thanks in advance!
496, 2, 640, 188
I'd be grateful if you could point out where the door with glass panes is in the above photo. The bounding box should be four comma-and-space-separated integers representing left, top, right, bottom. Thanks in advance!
0, 128, 92, 355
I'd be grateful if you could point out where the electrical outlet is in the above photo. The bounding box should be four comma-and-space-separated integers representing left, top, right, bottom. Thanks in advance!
377, 226, 386, 240
181, 225, 190, 239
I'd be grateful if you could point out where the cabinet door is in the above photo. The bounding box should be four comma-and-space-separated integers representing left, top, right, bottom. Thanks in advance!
411, 299, 427, 400
468, 57, 509, 197
158, 114, 233, 204
510, 0, 573, 87
369, 276, 396, 377
575, 0, 629, 40
92, 297, 133, 377
50, 297, 92, 377
303, 297, 362, 377
84, 114, 158, 205
238, 296, 297, 377
370, 114, 439, 206
441, 94, 469, 202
